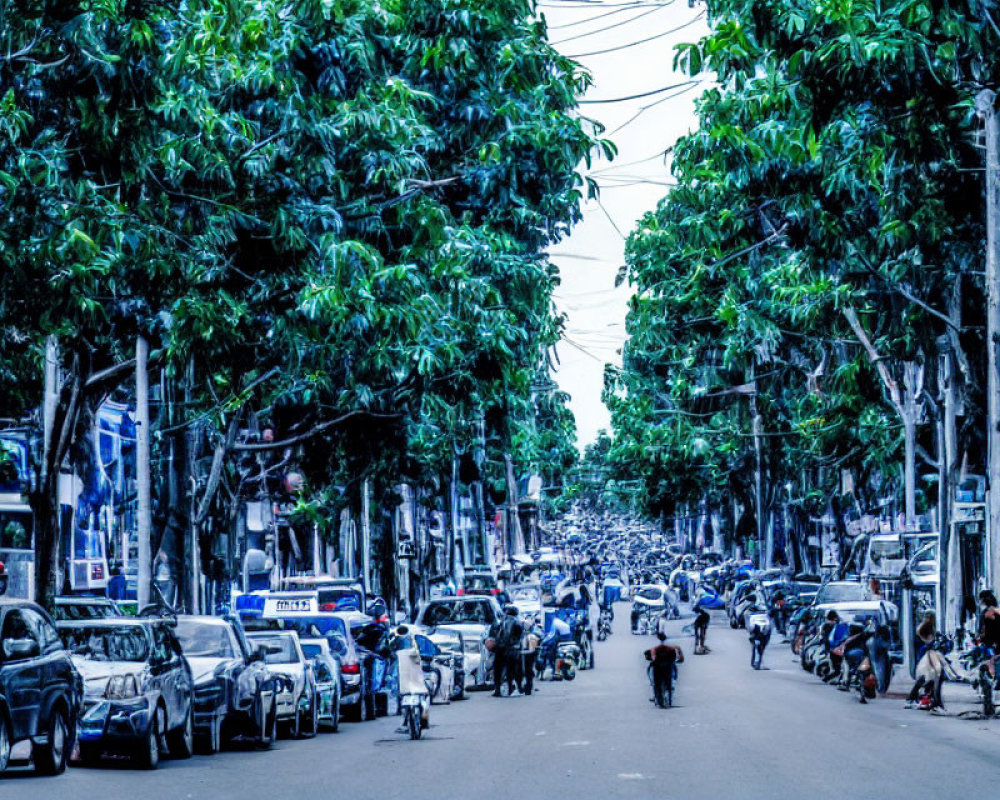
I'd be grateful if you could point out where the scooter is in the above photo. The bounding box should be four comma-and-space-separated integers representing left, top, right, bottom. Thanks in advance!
960, 644, 998, 717
597, 608, 614, 641
397, 648, 430, 740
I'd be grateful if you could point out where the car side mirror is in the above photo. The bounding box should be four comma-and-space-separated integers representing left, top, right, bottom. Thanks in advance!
4, 637, 40, 660
250, 646, 267, 663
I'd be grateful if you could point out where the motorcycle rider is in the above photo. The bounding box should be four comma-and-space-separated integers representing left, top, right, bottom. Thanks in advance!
747, 603, 771, 670
644, 632, 684, 708
693, 596, 711, 654
906, 612, 944, 710
540, 614, 572, 679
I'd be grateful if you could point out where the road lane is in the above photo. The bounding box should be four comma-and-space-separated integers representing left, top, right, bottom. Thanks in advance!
10, 607, 1000, 800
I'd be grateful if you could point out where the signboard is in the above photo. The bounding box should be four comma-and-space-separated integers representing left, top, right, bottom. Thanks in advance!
262, 594, 317, 616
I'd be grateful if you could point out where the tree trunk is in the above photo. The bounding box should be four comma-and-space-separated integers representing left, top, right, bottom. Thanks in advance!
136, 336, 152, 608
504, 454, 524, 555
980, 89, 1000, 590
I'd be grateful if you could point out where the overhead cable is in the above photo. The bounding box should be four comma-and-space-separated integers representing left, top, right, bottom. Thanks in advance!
550, 5, 665, 44
567, 12, 706, 59
578, 78, 698, 104
545, 2, 671, 29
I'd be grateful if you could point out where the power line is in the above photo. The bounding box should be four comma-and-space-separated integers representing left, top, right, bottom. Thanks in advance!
589, 149, 672, 174
608, 81, 703, 135
578, 78, 698, 104
568, 12, 706, 59
546, 3, 665, 29
550, 5, 665, 44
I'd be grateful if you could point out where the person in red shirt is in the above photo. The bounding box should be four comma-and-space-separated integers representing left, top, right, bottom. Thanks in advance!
644, 632, 684, 708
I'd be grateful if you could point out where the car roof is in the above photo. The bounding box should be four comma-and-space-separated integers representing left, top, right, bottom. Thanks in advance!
816, 601, 885, 611
55, 595, 112, 603
55, 617, 155, 628
176, 615, 230, 627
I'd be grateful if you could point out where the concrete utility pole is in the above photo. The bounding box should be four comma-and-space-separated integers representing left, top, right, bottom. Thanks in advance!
136, 336, 152, 608
361, 479, 371, 592
980, 88, 1000, 590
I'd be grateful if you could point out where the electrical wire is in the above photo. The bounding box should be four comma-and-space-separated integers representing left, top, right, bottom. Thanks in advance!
589, 149, 672, 174
567, 12, 706, 59
607, 81, 703, 134
578, 78, 698, 104
550, 5, 665, 44
545, 2, 667, 29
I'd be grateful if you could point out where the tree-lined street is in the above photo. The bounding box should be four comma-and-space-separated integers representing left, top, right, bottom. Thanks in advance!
10, 609, 1000, 800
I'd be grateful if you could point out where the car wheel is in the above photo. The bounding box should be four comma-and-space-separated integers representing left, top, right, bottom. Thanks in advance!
198, 714, 223, 755
257, 707, 277, 750
167, 706, 194, 759
136, 707, 163, 770
35, 705, 70, 775
302, 696, 318, 738
330, 692, 340, 733
0, 713, 10, 773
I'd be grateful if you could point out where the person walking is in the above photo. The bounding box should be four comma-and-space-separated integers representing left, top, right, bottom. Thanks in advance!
644, 632, 683, 708
867, 623, 892, 696
489, 606, 523, 697
747, 605, 772, 670
978, 590, 1000, 650
521, 617, 541, 696
906, 612, 943, 710
693, 598, 711, 654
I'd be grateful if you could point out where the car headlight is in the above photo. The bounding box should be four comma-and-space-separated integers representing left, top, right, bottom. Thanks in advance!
105, 674, 141, 700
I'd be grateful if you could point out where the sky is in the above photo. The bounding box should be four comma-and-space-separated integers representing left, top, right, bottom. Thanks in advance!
543, 0, 711, 448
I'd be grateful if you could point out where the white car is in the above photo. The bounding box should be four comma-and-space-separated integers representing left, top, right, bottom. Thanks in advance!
414, 596, 502, 687
246, 631, 318, 739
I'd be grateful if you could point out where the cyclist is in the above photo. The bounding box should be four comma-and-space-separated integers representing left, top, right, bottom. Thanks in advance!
644, 632, 684, 708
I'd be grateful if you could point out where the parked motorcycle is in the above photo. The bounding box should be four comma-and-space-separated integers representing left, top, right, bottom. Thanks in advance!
960, 645, 998, 717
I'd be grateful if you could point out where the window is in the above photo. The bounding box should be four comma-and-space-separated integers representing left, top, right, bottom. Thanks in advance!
1, 609, 38, 659
151, 625, 172, 664
22, 607, 60, 651
313, 659, 334, 683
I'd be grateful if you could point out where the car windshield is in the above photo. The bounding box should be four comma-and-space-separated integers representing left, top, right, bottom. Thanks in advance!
423, 601, 492, 625
61, 625, 150, 662
277, 616, 348, 640
510, 587, 540, 603
817, 583, 867, 604
175, 620, 236, 658
317, 589, 362, 611
250, 635, 299, 664
54, 602, 116, 621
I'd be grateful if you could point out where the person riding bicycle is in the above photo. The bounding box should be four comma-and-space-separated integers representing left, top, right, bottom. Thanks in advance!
644, 632, 683, 708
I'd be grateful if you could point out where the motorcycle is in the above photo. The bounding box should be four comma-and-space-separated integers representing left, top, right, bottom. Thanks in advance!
960, 645, 998, 717
597, 608, 614, 641
397, 648, 430, 740
646, 662, 679, 708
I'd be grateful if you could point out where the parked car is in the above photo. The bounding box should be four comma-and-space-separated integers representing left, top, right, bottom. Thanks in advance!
245, 630, 318, 738
57, 618, 193, 769
0, 599, 82, 775
173, 615, 278, 752
414, 596, 502, 687
299, 638, 341, 732
458, 568, 498, 597
52, 596, 122, 622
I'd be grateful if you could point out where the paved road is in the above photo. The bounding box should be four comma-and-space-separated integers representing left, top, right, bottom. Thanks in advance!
11, 608, 1000, 799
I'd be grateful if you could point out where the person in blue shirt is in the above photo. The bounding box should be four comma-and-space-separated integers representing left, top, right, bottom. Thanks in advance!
107, 562, 128, 601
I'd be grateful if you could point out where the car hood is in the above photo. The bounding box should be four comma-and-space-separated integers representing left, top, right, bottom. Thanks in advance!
72, 658, 146, 696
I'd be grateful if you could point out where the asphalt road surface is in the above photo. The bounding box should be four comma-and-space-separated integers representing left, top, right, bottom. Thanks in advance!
11, 607, 1000, 800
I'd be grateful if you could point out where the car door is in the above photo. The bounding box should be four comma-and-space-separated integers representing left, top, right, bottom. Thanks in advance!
21, 607, 70, 733
148, 625, 177, 726
0, 608, 43, 742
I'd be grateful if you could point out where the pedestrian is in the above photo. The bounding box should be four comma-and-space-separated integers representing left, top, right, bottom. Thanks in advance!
522, 617, 541, 696
978, 590, 1000, 650
867, 623, 892, 696
644, 632, 684, 708
107, 562, 128, 602
693, 598, 711, 654
747, 605, 771, 670
489, 606, 523, 697
906, 612, 943, 710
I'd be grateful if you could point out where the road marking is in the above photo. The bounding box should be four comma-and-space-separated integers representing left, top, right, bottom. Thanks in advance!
560, 740, 590, 746
618, 773, 648, 780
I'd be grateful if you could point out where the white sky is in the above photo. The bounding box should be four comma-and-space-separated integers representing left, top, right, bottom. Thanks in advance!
544, 0, 711, 448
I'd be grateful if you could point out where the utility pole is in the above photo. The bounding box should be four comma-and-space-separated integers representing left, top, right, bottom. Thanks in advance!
980, 88, 1000, 590
750, 369, 765, 567
136, 336, 152, 609
361, 479, 371, 592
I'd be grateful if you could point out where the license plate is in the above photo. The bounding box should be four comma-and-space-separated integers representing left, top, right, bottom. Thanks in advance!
401, 695, 422, 707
